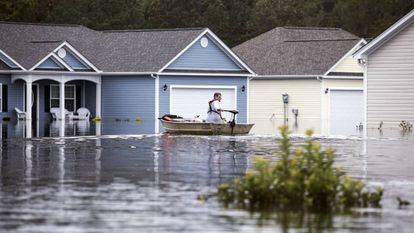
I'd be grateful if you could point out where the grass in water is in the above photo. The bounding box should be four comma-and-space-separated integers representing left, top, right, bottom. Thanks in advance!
217, 126, 383, 211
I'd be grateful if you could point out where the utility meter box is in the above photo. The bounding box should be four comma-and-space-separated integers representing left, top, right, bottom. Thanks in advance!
282, 93, 289, 104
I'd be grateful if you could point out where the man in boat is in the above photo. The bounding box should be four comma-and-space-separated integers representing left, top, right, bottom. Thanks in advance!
206, 92, 224, 123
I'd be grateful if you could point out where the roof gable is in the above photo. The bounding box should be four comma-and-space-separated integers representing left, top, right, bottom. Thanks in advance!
36, 56, 66, 70
165, 34, 244, 71
325, 39, 366, 75
160, 29, 254, 74
355, 9, 414, 58
30, 41, 99, 72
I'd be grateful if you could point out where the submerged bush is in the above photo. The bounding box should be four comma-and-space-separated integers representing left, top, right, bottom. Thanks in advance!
217, 126, 383, 211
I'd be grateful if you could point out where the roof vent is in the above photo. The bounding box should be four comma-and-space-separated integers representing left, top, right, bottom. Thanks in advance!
57, 48, 67, 58
200, 37, 208, 48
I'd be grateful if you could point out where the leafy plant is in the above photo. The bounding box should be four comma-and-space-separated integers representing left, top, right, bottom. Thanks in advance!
92, 116, 102, 122
217, 126, 383, 211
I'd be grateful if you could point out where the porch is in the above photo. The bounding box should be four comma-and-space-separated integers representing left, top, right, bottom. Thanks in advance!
11, 73, 101, 138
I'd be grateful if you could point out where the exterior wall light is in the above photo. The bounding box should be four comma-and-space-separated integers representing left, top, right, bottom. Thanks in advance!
241, 85, 246, 92
163, 84, 168, 92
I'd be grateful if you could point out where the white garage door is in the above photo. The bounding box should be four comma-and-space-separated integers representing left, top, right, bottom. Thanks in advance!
170, 86, 236, 121
329, 89, 364, 136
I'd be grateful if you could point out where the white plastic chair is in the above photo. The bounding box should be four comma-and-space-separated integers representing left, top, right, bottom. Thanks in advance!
68, 107, 91, 120
77, 108, 91, 120
50, 107, 69, 120
14, 107, 26, 120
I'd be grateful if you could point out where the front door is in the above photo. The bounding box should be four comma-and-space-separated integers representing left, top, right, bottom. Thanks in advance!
24, 84, 38, 121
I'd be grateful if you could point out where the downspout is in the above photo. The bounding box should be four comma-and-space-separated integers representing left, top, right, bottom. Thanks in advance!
246, 75, 255, 124
316, 76, 325, 135
151, 73, 160, 134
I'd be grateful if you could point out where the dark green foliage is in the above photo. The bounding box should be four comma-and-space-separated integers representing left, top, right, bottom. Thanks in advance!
217, 126, 383, 211
1, 0, 414, 47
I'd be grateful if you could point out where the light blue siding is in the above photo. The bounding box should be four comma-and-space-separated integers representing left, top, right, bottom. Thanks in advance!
0, 74, 23, 119
37, 57, 63, 69
159, 75, 248, 124
167, 35, 244, 71
102, 75, 155, 134
61, 50, 90, 70
0, 53, 19, 68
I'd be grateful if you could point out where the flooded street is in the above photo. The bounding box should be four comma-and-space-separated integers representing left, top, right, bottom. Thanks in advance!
1, 133, 414, 232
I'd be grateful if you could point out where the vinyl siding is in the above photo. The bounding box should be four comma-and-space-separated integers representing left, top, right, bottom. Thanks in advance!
61, 50, 89, 70
159, 75, 248, 124
249, 79, 321, 134
332, 55, 364, 73
101, 75, 155, 134
0, 74, 24, 119
37, 57, 62, 69
367, 21, 414, 130
321, 79, 363, 134
167, 35, 243, 71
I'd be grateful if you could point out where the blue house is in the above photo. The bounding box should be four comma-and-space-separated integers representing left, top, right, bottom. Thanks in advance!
0, 22, 254, 136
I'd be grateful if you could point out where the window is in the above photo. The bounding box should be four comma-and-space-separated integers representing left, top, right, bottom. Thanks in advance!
50, 85, 76, 112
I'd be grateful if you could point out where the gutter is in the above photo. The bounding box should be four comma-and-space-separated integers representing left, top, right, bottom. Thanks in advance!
253, 75, 319, 80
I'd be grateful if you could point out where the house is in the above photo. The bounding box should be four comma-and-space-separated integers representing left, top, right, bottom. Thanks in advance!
0, 22, 253, 136
354, 9, 414, 137
233, 27, 366, 135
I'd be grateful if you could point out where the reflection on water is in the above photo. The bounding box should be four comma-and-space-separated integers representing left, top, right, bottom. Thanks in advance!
1, 135, 414, 232
0, 119, 154, 138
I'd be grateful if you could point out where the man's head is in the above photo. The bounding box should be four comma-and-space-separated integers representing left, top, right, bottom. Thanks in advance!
214, 92, 222, 102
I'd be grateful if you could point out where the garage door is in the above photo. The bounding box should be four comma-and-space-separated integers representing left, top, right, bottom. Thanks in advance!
170, 86, 236, 121
329, 90, 363, 136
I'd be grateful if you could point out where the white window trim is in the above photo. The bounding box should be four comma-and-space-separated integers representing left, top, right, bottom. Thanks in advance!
50, 84, 77, 111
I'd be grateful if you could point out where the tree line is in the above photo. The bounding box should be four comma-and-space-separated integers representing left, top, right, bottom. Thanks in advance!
1, 0, 413, 46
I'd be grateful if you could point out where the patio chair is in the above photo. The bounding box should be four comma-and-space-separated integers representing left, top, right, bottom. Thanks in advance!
50, 107, 69, 120
68, 107, 91, 120
14, 107, 26, 120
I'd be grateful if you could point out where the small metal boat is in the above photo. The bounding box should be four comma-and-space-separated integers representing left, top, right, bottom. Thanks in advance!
159, 110, 254, 135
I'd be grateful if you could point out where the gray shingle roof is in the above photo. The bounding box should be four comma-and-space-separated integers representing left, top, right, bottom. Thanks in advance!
0, 22, 204, 72
232, 27, 361, 76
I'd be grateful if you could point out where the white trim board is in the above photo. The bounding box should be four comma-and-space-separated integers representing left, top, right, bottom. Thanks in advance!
158, 29, 255, 75
354, 9, 414, 58
29, 52, 69, 71
0, 48, 26, 70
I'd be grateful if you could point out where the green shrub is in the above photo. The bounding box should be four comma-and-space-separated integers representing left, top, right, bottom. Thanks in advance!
217, 126, 383, 211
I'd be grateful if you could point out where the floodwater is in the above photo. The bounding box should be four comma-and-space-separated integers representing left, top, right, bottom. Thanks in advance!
1, 128, 414, 233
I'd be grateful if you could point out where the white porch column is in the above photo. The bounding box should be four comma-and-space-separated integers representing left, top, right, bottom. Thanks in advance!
26, 81, 32, 120
59, 82, 65, 120
96, 82, 101, 118
59, 82, 65, 137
